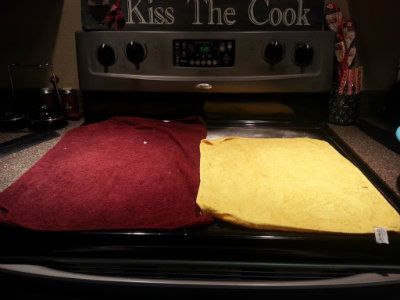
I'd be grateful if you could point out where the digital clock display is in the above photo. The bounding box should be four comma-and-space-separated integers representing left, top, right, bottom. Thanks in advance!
173, 40, 235, 67
200, 46, 211, 53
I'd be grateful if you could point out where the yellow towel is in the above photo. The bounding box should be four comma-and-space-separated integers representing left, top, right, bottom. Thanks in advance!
196, 137, 400, 234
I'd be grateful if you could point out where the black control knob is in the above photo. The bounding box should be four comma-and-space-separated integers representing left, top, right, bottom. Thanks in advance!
294, 43, 314, 68
97, 44, 116, 68
264, 41, 285, 65
126, 41, 146, 64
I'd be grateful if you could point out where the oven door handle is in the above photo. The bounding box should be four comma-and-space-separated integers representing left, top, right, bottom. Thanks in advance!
1, 264, 400, 289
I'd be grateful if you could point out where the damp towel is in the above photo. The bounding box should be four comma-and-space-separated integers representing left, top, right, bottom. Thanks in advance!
0, 117, 213, 231
196, 137, 400, 234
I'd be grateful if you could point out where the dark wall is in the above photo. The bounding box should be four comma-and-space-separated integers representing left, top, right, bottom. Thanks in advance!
348, 0, 400, 91
0, 0, 64, 89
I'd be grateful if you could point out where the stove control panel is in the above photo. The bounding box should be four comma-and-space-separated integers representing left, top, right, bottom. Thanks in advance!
173, 40, 235, 68
76, 31, 334, 93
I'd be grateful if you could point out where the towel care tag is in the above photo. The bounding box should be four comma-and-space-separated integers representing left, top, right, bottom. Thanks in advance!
374, 227, 389, 245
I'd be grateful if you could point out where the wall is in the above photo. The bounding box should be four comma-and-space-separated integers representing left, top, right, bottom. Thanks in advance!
348, 0, 400, 91
0, 0, 399, 92
0, 0, 80, 90
0, 0, 65, 89
52, 0, 81, 89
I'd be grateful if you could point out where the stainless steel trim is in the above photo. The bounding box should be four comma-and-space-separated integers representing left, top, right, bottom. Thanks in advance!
1, 264, 400, 289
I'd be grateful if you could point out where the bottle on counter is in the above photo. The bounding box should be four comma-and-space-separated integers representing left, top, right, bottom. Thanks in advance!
60, 88, 82, 120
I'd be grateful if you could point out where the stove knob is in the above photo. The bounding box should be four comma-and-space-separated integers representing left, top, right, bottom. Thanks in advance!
264, 41, 285, 65
126, 41, 146, 64
97, 44, 116, 68
294, 43, 314, 68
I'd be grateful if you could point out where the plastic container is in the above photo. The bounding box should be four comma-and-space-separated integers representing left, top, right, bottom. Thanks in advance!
328, 85, 360, 125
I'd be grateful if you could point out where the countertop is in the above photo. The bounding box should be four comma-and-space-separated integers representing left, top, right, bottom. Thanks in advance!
328, 124, 400, 198
0, 120, 84, 192
0, 121, 399, 199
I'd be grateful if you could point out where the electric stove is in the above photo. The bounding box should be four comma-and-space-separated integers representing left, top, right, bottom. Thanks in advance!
1, 26, 400, 299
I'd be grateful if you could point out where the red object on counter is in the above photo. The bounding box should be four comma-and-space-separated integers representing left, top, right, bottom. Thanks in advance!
103, 0, 125, 30
326, 2, 361, 95
0, 117, 213, 231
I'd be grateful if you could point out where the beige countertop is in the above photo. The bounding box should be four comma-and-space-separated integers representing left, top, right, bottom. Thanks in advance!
1, 121, 399, 200
328, 124, 400, 198
0, 120, 84, 192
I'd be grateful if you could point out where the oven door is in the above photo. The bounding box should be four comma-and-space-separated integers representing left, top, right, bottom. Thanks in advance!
1, 227, 400, 299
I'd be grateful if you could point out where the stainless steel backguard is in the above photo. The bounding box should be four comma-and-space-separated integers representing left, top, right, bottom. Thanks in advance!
76, 31, 334, 93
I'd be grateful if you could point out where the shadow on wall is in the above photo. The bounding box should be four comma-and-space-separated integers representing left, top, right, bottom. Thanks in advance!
0, 0, 64, 90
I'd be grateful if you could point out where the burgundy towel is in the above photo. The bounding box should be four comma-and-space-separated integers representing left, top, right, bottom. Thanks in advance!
0, 117, 213, 231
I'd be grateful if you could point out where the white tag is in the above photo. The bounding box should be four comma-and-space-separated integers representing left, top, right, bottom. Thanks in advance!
374, 227, 389, 245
